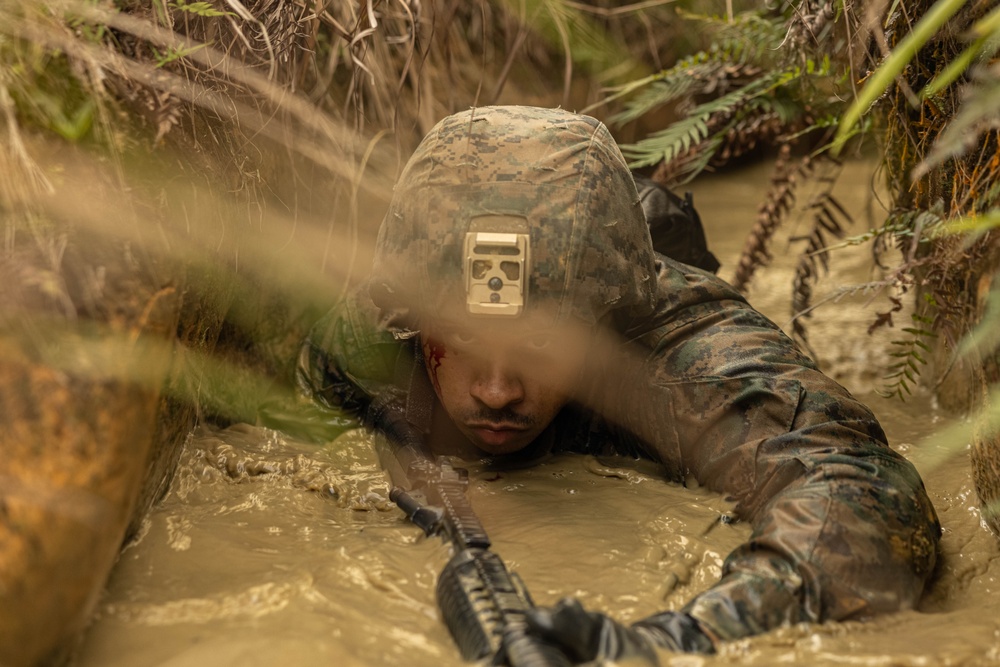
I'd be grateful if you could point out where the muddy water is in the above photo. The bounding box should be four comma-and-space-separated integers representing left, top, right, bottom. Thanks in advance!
74, 162, 1000, 666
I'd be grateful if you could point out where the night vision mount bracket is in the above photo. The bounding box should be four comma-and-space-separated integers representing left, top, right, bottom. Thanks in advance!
464, 216, 530, 317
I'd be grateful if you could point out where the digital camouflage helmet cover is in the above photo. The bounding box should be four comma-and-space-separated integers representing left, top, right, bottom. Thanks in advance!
369, 106, 658, 328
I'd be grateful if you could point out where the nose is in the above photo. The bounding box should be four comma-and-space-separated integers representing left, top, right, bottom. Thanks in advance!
470, 359, 525, 410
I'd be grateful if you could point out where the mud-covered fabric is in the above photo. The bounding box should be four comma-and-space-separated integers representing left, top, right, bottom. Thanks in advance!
298, 106, 941, 648
602, 258, 939, 640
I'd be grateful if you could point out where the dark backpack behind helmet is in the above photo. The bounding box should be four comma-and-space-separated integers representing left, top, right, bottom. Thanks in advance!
634, 175, 720, 274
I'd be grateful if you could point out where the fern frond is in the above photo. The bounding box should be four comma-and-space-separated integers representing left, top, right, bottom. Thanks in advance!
877, 313, 937, 401
608, 7, 801, 128
677, 9, 788, 64
651, 135, 724, 185
621, 68, 801, 172
958, 282, 1000, 361
622, 105, 716, 169
790, 173, 852, 347
608, 56, 719, 126
732, 144, 800, 291
816, 206, 943, 257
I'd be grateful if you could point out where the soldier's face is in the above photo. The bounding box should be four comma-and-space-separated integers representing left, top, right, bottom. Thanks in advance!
420, 315, 590, 455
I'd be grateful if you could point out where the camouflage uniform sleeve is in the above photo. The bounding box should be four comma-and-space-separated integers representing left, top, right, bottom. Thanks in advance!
296, 283, 408, 417
615, 257, 940, 643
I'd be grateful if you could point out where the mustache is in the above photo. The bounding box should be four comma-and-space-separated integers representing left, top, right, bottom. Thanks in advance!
464, 408, 536, 428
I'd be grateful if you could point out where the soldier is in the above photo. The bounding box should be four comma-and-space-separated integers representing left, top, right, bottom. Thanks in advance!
297, 106, 940, 663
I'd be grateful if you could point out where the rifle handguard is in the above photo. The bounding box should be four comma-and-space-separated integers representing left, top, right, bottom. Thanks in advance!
436, 548, 571, 667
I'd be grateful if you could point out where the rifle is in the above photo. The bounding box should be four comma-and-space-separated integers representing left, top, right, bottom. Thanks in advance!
367, 395, 571, 667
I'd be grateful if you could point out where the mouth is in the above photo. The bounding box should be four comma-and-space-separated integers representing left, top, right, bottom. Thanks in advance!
466, 423, 530, 451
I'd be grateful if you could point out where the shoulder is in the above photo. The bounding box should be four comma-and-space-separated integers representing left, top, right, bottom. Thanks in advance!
298, 282, 411, 402
620, 256, 777, 340
617, 256, 821, 380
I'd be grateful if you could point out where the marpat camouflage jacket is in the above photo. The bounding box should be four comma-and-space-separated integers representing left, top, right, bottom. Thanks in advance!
297, 105, 940, 647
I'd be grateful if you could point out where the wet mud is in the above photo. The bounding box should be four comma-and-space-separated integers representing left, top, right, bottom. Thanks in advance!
74, 161, 1000, 666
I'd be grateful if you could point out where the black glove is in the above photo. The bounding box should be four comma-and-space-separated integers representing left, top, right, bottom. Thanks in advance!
522, 598, 715, 665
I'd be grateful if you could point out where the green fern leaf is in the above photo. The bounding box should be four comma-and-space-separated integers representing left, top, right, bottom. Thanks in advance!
609, 59, 719, 126
620, 70, 796, 171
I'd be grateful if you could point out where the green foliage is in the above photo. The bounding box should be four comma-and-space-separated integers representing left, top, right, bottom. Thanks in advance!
171, 0, 233, 18
678, 9, 787, 65
152, 42, 208, 67
833, 0, 969, 155
878, 312, 937, 401
610, 0, 1000, 409
888, 206, 947, 240
918, 63, 1000, 177
603, 53, 716, 125
1, 24, 101, 143
66, 11, 108, 42
823, 207, 944, 254
622, 69, 801, 175
933, 208, 1000, 239
922, 4, 1000, 97
604, 9, 790, 126
613, 6, 835, 182
835, 0, 1000, 162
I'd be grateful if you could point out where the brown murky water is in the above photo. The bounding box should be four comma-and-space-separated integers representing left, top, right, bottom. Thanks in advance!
74, 162, 1000, 666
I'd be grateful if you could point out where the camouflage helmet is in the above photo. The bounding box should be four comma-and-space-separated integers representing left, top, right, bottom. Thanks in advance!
369, 105, 657, 329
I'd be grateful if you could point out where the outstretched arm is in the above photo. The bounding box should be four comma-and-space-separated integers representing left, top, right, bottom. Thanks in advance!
615, 258, 940, 645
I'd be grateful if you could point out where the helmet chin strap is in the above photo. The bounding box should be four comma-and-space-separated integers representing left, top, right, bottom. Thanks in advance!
402, 338, 436, 437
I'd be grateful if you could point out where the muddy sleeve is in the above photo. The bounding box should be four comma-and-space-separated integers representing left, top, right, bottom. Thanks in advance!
296, 284, 408, 416
615, 258, 941, 643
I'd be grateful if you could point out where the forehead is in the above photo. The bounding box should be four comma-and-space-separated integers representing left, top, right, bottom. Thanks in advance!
425, 309, 559, 336
421, 308, 598, 356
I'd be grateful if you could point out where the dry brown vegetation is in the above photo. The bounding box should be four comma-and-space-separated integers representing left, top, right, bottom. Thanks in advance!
2, 1, 1000, 663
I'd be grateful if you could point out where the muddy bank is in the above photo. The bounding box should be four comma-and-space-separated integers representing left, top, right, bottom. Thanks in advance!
0, 195, 188, 665
0, 137, 320, 665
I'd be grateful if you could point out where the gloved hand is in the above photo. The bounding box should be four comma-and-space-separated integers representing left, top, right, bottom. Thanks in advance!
522, 598, 715, 665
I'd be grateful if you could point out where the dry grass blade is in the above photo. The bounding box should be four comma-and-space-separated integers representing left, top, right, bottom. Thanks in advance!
0, 82, 55, 207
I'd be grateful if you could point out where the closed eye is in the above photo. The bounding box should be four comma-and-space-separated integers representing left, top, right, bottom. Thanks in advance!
448, 329, 478, 346
526, 333, 554, 351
